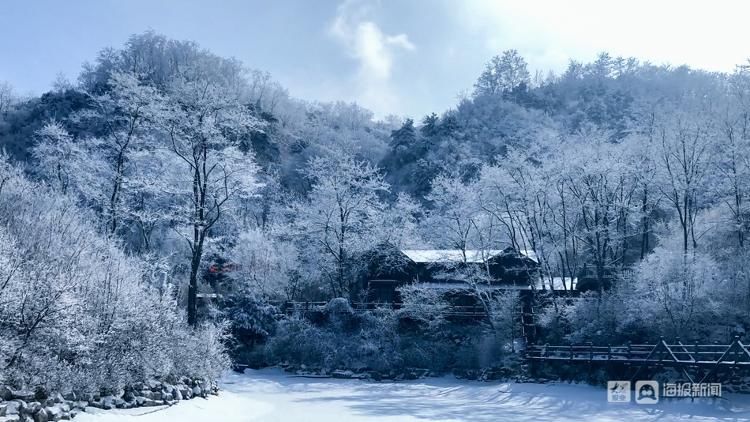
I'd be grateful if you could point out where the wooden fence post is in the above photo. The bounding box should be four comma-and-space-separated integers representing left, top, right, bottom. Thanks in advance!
694, 340, 699, 363
734, 336, 741, 363
659, 336, 665, 363
627, 341, 631, 360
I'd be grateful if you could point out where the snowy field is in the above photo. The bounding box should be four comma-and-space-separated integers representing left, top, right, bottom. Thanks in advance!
75, 368, 750, 422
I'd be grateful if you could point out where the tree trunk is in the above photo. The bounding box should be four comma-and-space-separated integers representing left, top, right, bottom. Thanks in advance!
108, 160, 123, 235
640, 187, 649, 260
187, 246, 202, 327
188, 154, 204, 327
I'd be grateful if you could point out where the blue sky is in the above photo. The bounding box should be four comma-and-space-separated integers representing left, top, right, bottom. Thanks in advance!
2, 0, 750, 119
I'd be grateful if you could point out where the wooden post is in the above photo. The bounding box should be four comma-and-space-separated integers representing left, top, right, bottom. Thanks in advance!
588, 342, 593, 362
569, 344, 573, 362
627, 342, 631, 360
734, 336, 741, 364
740, 336, 750, 362
607, 344, 612, 361
694, 340, 699, 363
715, 339, 721, 361
659, 336, 665, 363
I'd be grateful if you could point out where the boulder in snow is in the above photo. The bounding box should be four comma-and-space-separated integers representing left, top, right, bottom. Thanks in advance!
44, 406, 62, 421
32, 408, 47, 422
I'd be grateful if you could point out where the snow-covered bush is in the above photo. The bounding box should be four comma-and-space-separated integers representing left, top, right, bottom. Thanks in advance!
264, 299, 402, 371
219, 290, 279, 366
0, 159, 229, 392
325, 297, 356, 330
543, 246, 725, 345
352, 309, 401, 371
262, 291, 524, 374
397, 284, 450, 334
622, 247, 723, 341
169, 322, 232, 382
550, 290, 627, 344
265, 317, 332, 366
487, 290, 521, 352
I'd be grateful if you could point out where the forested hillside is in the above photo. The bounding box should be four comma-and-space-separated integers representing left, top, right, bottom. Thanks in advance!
2, 31, 750, 389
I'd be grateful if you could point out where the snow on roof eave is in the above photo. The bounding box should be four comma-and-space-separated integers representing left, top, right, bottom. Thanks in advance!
418, 282, 537, 291
531, 277, 578, 291
519, 249, 539, 263
400, 249, 539, 264
400, 249, 503, 263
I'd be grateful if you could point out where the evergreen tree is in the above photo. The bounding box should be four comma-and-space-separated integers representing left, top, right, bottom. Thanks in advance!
420, 113, 439, 137
390, 118, 416, 148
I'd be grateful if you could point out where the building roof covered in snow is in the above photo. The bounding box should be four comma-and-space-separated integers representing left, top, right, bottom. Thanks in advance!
363, 245, 550, 302
400, 249, 538, 264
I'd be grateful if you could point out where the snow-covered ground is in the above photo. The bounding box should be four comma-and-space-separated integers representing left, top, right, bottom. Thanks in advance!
76, 369, 750, 421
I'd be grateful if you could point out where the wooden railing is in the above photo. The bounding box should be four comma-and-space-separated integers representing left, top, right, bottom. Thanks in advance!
525, 337, 750, 382
274, 301, 525, 318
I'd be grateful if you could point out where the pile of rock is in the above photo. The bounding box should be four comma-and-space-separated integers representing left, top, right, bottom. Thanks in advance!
0, 388, 77, 422
282, 364, 435, 382
0, 378, 219, 422
281, 363, 528, 384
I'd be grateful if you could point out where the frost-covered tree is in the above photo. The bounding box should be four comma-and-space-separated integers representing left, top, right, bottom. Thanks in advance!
625, 246, 722, 340
160, 68, 263, 326
31, 121, 107, 200
656, 106, 715, 254
397, 283, 450, 334
228, 227, 298, 299
473, 49, 530, 97
425, 174, 487, 256
476, 149, 563, 290
565, 134, 636, 289
295, 152, 389, 297
488, 290, 521, 352
621, 115, 661, 260
121, 148, 176, 252
371, 192, 424, 248
714, 68, 750, 249
0, 81, 18, 116
76, 71, 163, 234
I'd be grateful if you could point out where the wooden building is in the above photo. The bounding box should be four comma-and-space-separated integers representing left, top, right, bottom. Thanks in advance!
362, 244, 542, 303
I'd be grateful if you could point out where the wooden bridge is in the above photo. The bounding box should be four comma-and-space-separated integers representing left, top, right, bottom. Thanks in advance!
526, 336, 750, 383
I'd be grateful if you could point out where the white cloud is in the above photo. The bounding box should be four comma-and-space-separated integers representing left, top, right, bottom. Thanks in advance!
330, 0, 415, 118
457, 0, 750, 74
386, 34, 416, 51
